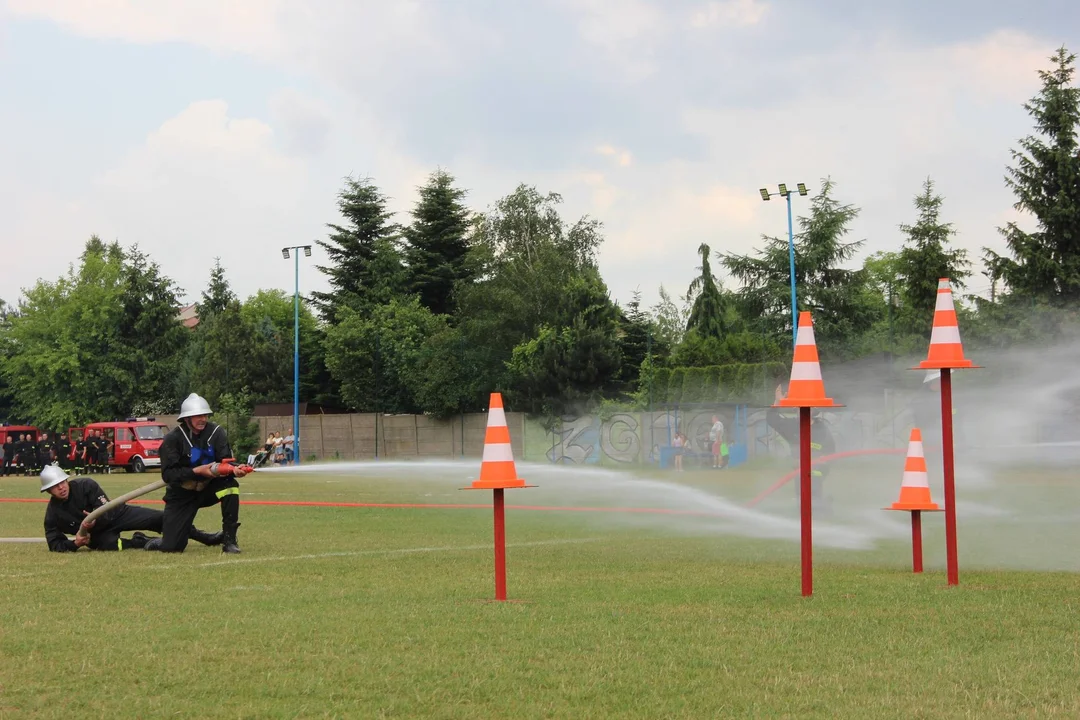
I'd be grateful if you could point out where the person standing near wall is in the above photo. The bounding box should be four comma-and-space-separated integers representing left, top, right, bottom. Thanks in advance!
709, 416, 725, 469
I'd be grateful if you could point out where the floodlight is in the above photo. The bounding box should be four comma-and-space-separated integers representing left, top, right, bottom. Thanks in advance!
282, 248, 290, 260
778, 183, 789, 197
759, 188, 771, 201
797, 183, 808, 196
303, 246, 312, 257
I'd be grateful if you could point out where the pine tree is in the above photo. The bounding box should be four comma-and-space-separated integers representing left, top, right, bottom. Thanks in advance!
404, 169, 473, 316
312, 176, 401, 322
198, 258, 235, 317
896, 178, 970, 333
686, 243, 727, 339
986, 47, 1080, 303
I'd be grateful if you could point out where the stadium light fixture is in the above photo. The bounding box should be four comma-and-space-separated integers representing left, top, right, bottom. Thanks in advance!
759, 183, 810, 346
281, 245, 315, 466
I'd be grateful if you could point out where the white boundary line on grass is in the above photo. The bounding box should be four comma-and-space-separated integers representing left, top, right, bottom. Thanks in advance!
151, 537, 603, 570
0, 538, 602, 579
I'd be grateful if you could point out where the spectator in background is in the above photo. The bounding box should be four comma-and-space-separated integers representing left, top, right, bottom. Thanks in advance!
672, 431, 685, 472
283, 428, 295, 465
709, 416, 725, 469
272, 432, 285, 465
1, 436, 12, 476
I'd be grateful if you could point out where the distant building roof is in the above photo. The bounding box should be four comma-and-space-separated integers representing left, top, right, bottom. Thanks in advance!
177, 303, 199, 329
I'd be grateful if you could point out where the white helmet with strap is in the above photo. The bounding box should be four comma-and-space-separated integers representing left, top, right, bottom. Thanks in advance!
40, 464, 69, 493
178, 393, 213, 420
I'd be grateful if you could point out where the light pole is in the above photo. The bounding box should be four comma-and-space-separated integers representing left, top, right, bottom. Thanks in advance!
281, 244, 312, 466
760, 183, 809, 346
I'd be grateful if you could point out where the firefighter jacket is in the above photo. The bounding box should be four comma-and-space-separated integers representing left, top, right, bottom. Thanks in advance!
43, 477, 111, 552
160, 421, 232, 488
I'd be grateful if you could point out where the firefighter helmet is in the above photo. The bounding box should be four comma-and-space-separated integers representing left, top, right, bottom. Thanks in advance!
40, 464, 69, 493
178, 393, 214, 420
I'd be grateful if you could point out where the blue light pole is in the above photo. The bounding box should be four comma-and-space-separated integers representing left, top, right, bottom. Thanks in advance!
759, 183, 809, 346
282, 244, 312, 465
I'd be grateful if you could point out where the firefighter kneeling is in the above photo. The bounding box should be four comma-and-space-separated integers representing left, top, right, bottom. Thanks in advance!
145, 393, 253, 554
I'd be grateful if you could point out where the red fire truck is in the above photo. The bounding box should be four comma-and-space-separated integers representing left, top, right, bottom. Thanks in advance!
69, 418, 170, 473
0, 424, 39, 445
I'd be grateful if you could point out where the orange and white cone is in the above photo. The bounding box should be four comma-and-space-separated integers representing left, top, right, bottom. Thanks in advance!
776, 311, 837, 408
889, 428, 939, 510
918, 278, 975, 370
470, 393, 526, 489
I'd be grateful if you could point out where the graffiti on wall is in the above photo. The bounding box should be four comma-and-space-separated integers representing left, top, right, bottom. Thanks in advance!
545, 406, 911, 465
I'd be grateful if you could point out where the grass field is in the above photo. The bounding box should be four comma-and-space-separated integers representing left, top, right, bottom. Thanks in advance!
2, 458, 1079, 719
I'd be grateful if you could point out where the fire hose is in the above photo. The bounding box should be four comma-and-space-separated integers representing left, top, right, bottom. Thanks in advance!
74, 460, 254, 542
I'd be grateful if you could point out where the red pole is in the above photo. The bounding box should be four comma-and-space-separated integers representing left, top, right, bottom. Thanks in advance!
493, 488, 507, 601
800, 407, 813, 597
940, 368, 958, 586
911, 511, 923, 573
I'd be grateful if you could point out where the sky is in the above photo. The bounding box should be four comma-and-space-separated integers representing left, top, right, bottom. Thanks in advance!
1, 0, 1078, 311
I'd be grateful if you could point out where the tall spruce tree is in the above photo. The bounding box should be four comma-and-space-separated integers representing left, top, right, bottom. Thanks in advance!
986, 47, 1080, 303
896, 178, 970, 333
312, 176, 402, 322
199, 258, 235, 317
685, 243, 727, 339
404, 169, 473, 316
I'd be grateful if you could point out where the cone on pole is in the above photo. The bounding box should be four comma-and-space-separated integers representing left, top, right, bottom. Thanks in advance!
889, 429, 940, 511
776, 311, 838, 408
470, 393, 527, 489
918, 278, 976, 370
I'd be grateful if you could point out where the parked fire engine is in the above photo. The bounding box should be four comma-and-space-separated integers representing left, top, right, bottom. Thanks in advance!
0, 424, 39, 445
69, 417, 170, 473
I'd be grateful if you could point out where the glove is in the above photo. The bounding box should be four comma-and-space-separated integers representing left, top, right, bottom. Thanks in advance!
213, 462, 237, 477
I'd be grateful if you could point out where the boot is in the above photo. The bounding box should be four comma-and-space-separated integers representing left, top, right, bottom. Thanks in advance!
221, 523, 241, 554
127, 532, 152, 549
188, 526, 224, 546
144, 537, 163, 551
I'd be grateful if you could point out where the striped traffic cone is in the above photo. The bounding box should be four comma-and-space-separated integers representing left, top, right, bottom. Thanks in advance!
470, 393, 527, 489
918, 278, 975, 370
889, 428, 939, 511
776, 311, 837, 408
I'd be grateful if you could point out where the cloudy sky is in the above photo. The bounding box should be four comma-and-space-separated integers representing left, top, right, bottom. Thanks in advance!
1, 1, 1078, 312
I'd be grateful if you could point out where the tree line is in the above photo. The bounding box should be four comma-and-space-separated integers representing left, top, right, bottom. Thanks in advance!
1, 47, 1079, 430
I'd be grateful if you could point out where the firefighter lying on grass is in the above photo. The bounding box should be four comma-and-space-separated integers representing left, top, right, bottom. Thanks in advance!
40, 465, 224, 552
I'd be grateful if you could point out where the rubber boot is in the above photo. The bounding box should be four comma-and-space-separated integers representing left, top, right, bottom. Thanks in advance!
221, 523, 241, 554
126, 532, 152, 549
189, 526, 224, 546
144, 537, 163, 551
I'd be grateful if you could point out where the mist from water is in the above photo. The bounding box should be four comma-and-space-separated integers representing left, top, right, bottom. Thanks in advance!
251, 332, 1080, 571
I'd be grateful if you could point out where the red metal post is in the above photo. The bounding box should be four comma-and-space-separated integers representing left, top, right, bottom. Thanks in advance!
939, 368, 958, 586
493, 488, 507, 601
800, 407, 813, 597
911, 510, 923, 573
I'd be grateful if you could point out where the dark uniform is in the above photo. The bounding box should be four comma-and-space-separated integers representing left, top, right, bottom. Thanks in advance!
35, 434, 54, 474
155, 421, 240, 553
767, 407, 836, 507
1, 438, 12, 476
16, 435, 33, 476
56, 435, 73, 471
74, 436, 88, 474
43, 477, 163, 552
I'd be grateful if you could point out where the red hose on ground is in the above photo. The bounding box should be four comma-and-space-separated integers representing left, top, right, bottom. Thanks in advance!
745, 448, 906, 508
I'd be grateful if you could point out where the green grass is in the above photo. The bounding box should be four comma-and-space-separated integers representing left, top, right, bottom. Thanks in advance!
1, 461, 1079, 719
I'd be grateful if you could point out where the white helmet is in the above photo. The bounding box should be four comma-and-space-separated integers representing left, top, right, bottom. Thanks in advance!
40, 464, 69, 493
178, 393, 213, 420
923, 370, 941, 384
